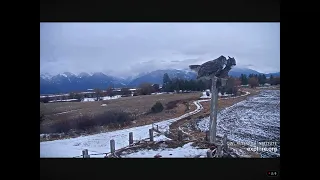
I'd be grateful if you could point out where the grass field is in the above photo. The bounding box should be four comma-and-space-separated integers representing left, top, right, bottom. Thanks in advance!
40, 92, 202, 140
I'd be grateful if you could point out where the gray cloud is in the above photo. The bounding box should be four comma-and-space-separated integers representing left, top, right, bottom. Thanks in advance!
40, 23, 280, 78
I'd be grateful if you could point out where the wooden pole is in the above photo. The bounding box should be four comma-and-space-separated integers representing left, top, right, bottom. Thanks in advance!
149, 129, 154, 141
223, 134, 228, 151
110, 139, 115, 153
129, 132, 133, 145
215, 145, 222, 158
207, 150, 213, 158
82, 149, 90, 158
209, 76, 218, 144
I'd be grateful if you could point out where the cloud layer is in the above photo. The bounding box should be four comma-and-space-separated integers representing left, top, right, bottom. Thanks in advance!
40, 23, 280, 77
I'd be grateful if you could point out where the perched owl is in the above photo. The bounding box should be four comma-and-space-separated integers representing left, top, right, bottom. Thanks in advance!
189, 55, 228, 80
216, 56, 236, 78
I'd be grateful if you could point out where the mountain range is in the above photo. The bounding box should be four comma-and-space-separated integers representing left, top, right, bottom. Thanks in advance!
40, 67, 280, 94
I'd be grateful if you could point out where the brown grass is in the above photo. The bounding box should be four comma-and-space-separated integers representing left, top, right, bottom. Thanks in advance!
40, 93, 202, 140
41, 93, 201, 123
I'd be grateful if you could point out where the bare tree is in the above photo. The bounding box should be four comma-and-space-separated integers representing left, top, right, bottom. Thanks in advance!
94, 88, 102, 101
138, 83, 155, 95
248, 77, 259, 88
121, 88, 131, 97
106, 86, 114, 97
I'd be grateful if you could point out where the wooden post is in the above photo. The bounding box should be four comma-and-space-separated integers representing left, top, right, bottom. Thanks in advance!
207, 150, 213, 158
209, 76, 218, 144
215, 145, 222, 158
82, 149, 90, 158
129, 132, 133, 145
178, 130, 183, 141
156, 125, 159, 131
223, 134, 228, 151
149, 129, 154, 141
110, 139, 115, 153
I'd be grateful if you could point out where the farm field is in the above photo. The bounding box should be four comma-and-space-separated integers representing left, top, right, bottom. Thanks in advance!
197, 90, 280, 157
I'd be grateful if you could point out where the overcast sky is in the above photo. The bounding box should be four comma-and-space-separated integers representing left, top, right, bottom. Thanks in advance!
40, 23, 280, 78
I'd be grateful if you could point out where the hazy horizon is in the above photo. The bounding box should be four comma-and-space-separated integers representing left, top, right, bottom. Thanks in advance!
40, 23, 280, 78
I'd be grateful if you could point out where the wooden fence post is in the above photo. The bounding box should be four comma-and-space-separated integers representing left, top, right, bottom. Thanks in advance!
207, 149, 213, 158
215, 145, 222, 158
223, 134, 228, 151
129, 132, 133, 145
149, 129, 154, 141
82, 149, 90, 158
178, 130, 183, 141
156, 125, 159, 131
110, 139, 115, 153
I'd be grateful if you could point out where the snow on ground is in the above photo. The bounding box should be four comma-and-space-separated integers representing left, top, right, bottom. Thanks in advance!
121, 142, 208, 158
151, 92, 164, 95
200, 91, 250, 99
197, 90, 280, 158
48, 99, 78, 103
40, 99, 210, 158
153, 134, 172, 141
82, 95, 122, 102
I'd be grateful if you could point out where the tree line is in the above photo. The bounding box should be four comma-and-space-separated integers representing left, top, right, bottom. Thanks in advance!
40, 73, 280, 103
239, 73, 280, 88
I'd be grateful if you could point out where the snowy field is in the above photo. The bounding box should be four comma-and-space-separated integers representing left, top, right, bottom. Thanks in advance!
197, 90, 280, 158
40, 99, 209, 158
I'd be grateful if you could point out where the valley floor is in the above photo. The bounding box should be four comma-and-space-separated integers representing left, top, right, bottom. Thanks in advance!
40, 88, 280, 158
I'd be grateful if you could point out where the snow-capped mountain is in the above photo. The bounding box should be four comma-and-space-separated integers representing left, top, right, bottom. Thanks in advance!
40, 68, 280, 94
127, 69, 197, 87
40, 72, 126, 94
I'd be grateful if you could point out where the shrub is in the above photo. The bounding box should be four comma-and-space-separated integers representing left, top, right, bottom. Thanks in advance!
151, 101, 164, 113
165, 100, 179, 110
40, 110, 134, 134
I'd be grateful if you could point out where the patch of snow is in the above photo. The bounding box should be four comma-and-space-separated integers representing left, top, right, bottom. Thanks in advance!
153, 134, 172, 141
59, 73, 68, 77
101, 95, 121, 100
101, 104, 107, 107
81, 95, 122, 102
200, 91, 250, 99
40, 73, 53, 79
122, 142, 208, 158
82, 98, 95, 102
48, 99, 78, 103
